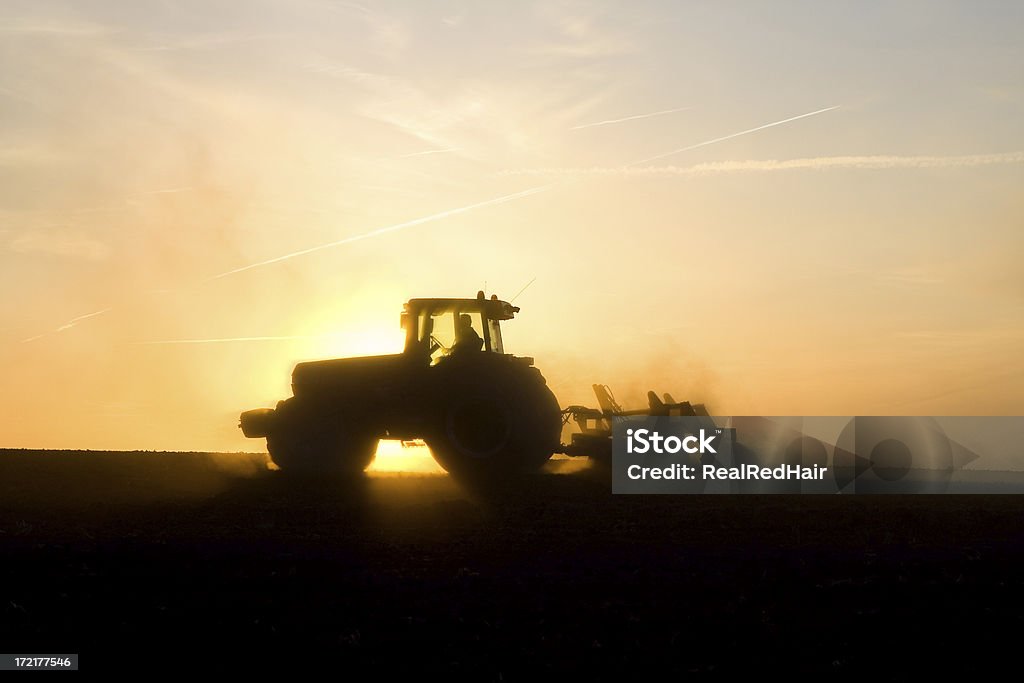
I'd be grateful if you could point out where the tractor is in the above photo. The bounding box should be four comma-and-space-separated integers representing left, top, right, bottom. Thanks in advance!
239, 292, 563, 476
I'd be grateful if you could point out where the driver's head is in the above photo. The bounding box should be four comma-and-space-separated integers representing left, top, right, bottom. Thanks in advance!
458, 314, 473, 329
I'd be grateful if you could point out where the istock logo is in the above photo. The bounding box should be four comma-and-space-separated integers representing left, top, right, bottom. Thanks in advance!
626, 428, 718, 455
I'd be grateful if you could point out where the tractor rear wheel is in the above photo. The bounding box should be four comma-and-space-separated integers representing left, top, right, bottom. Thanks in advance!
425, 362, 562, 478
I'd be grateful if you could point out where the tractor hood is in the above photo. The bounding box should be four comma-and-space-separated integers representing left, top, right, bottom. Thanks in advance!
291, 353, 414, 398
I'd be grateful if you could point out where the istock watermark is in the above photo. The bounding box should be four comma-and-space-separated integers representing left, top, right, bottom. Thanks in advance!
625, 427, 719, 455
611, 416, 1024, 494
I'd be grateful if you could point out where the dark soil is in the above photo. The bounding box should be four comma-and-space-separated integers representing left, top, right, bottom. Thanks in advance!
1, 450, 1022, 675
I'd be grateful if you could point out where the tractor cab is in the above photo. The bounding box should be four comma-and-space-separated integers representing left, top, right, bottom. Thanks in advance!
402, 291, 519, 365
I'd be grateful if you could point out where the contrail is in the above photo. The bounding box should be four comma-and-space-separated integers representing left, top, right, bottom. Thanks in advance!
210, 184, 549, 280
21, 307, 112, 343
570, 106, 691, 130
138, 186, 193, 195
17, 104, 840, 344
497, 151, 1024, 177
134, 335, 331, 345
17, 186, 550, 341
396, 147, 461, 158
629, 105, 840, 166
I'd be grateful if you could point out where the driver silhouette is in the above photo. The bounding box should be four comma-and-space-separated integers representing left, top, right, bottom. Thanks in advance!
451, 313, 483, 354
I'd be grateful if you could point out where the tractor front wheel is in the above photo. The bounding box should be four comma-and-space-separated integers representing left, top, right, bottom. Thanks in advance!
266, 400, 377, 475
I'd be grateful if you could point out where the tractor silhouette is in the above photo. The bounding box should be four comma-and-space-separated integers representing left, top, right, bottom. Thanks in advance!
239, 292, 562, 476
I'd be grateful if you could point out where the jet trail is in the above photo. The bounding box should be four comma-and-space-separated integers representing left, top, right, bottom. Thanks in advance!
16, 103, 840, 344
102, 109, 840, 289
134, 335, 329, 345
570, 106, 691, 130
210, 184, 549, 280
629, 105, 840, 166
238, 109, 835, 286
21, 307, 112, 343
396, 147, 461, 158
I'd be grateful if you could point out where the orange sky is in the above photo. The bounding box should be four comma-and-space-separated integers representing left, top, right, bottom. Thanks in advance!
2, 1, 1023, 451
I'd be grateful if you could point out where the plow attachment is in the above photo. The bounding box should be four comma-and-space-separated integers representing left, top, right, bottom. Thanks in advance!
558, 384, 715, 460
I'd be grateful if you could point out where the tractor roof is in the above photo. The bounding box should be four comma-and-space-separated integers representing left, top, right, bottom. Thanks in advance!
404, 294, 520, 320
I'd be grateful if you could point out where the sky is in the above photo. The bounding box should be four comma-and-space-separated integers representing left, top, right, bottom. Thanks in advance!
1, 0, 1022, 452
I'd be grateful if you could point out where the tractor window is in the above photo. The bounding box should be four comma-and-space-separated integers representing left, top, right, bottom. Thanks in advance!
419, 311, 456, 364
416, 308, 499, 362
487, 318, 504, 354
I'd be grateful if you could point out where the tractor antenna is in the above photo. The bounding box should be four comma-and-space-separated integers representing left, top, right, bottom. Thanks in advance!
510, 276, 537, 302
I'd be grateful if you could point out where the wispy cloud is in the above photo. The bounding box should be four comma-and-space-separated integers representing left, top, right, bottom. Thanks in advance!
874, 270, 946, 285
299, 57, 465, 151
9, 229, 111, 260
794, 262, 948, 288
0, 19, 110, 36
893, 327, 1024, 348
132, 186, 195, 196
0, 84, 41, 108
0, 144, 67, 166
320, 1, 409, 55
133, 335, 330, 345
570, 106, 691, 130
395, 147, 462, 159
499, 152, 1024, 177
132, 32, 273, 52
532, 6, 635, 58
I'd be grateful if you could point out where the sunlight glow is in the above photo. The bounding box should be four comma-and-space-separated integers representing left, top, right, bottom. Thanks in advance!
368, 440, 445, 474
3, 3, 1023, 453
